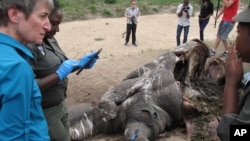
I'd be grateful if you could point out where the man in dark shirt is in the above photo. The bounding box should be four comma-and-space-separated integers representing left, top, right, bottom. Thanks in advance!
217, 3, 250, 141
198, 0, 214, 41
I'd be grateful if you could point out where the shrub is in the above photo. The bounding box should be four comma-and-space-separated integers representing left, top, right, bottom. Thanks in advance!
102, 8, 113, 17
104, 0, 117, 4
89, 4, 97, 13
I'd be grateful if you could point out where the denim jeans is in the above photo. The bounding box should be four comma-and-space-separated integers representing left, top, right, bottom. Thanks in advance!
199, 18, 209, 41
176, 24, 190, 46
217, 21, 235, 41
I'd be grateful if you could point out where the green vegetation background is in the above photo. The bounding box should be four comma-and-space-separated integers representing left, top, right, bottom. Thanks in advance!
59, 0, 249, 21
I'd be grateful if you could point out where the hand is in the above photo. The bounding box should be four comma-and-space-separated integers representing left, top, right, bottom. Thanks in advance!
56, 59, 79, 80
225, 45, 243, 87
78, 52, 99, 69
214, 16, 219, 20
200, 18, 206, 21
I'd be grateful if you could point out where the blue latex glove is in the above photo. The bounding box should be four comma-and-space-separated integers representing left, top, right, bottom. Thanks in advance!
78, 52, 99, 69
56, 59, 79, 80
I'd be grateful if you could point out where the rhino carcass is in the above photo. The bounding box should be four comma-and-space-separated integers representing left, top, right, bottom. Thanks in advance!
172, 39, 225, 141
69, 39, 225, 141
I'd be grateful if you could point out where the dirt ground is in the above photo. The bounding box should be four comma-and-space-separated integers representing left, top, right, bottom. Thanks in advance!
55, 12, 240, 140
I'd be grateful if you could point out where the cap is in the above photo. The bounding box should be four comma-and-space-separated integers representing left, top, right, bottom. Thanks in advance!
233, 3, 250, 22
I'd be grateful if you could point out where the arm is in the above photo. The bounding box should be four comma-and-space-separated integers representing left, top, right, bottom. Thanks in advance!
34, 51, 98, 92
124, 8, 132, 18
36, 73, 60, 92
124, 14, 132, 18
223, 0, 235, 8
202, 3, 214, 20
177, 5, 183, 17
0, 62, 36, 139
215, 6, 225, 20
177, 10, 184, 17
136, 8, 140, 23
177, 11, 183, 17
222, 45, 243, 114
186, 12, 190, 19
202, 13, 213, 20
187, 6, 193, 18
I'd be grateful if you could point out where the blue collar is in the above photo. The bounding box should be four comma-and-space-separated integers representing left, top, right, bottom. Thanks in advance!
0, 32, 33, 58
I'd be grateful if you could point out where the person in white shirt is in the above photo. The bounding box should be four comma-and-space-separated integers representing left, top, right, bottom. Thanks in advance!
176, 0, 193, 46
124, 0, 140, 47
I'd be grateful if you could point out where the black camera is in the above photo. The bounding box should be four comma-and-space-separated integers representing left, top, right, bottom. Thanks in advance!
131, 16, 136, 24
182, 6, 190, 10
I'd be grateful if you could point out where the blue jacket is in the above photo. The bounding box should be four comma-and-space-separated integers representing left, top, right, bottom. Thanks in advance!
0, 33, 50, 141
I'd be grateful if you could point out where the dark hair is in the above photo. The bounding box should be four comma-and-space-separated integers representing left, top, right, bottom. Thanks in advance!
0, 0, 53, 26
51, 0, 60, 14
239, 22, 250, 35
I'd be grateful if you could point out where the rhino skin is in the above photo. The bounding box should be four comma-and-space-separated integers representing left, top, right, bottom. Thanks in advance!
68, 39, 226, 141
68, 104, 94, 140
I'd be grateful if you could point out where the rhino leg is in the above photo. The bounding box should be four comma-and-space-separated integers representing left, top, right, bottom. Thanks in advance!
68, 104, 94, 140
97, 100, 117, 121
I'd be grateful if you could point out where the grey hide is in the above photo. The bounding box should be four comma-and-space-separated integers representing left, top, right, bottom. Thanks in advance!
69, 39, 225, 141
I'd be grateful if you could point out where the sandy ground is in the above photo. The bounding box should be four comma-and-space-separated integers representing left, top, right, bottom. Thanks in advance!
55, 12, 238, 140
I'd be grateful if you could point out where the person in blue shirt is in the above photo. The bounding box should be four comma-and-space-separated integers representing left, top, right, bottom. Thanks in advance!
0, 0, 53, 140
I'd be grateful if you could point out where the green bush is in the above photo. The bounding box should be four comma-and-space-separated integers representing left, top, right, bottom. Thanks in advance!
60, 0, 249, 22
89, 4, 97, 13
104, 0, 117, 4
102, 8, 113, 17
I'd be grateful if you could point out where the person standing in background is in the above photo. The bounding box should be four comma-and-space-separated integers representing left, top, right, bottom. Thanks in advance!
27, 0, 99, 141
176, 0, 193, 46
124, 0, 140, 47
210, 0, 239, 57
198, 0, 214, 41
0, 0, 53, 140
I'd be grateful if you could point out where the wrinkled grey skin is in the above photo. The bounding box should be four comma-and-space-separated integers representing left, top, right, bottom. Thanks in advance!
69, 39, 225, 141
69, 52, 183, 141
68, 104, 94, 140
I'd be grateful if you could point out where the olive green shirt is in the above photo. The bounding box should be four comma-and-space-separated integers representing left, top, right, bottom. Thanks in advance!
27, 37, 68, 109
217, 84, 250, 141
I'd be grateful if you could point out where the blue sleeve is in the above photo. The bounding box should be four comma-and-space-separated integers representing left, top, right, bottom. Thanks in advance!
1, 60, 49, 140
0, 61, 33, 140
